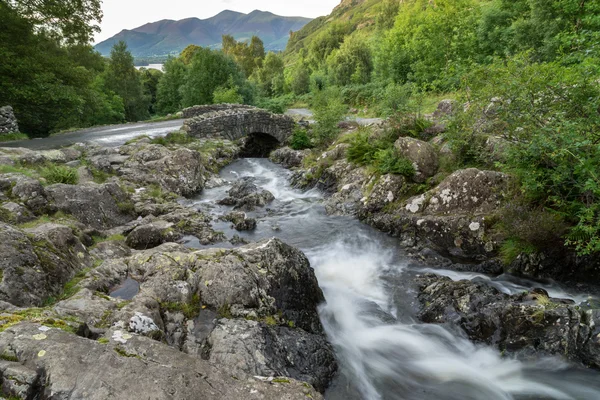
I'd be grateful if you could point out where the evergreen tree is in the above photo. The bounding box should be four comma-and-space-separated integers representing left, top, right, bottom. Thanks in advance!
102, 41, 150, 122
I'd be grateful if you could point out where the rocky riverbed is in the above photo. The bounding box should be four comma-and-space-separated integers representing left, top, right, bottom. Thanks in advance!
0, 112, 599, 399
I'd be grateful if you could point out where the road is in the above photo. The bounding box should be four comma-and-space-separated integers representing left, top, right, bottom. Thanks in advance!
286, 108, 383, 126
1, 119, 185, 150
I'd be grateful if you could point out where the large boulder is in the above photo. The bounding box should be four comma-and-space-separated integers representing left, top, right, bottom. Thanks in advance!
45, 181, 134, 230
0, 223, 92, 307
404, 168, 509, 215
0, 174, 49, 214
206, 319, 336, 392
221, 211, 257, 231
417, 274, 600, 369
120, 143, 206, 196
394, 137, 439, 183
367, 169, 509, 261
270, 147, 309, 169
0, 323, 323, 400
219, 177, 275, 211
55, 239, 336, 391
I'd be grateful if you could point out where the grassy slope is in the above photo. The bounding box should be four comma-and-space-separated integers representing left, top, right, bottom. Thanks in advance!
284, 0, 385, 63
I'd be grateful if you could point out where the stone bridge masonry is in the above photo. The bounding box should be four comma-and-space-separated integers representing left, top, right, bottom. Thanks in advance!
182, 104, 295, 144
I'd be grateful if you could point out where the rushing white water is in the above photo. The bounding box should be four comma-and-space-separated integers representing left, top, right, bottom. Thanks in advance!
192, 158, 600, 399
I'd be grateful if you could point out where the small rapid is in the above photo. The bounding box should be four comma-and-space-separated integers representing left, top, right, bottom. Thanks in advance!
190, 158, 600, 399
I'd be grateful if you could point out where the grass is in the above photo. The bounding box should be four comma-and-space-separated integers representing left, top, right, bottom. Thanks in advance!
500, 238, 537, 265
92, 234, 126, 245
150, 130, 194, 146
0, 132, 29, 142
39, 165, 78, 185
0, 164, 36, 177
159, 293, 201, 319
414, 92, 458, 115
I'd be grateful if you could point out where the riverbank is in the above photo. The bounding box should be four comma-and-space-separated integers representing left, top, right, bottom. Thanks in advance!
0, 121, 599, 398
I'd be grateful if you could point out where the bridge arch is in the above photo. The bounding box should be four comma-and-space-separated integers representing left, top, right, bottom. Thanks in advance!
182, 105, 295, 148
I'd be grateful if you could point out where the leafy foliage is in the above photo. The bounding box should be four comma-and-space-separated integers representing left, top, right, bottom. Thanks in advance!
290, 128, 313, 150
311, 88, 347, 146
40, 165, 78, 185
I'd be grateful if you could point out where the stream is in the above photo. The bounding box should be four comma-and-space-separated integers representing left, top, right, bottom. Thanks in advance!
188, 158, 600, 399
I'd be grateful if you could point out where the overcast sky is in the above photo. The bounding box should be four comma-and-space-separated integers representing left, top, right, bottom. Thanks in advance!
95, 0, 341, 43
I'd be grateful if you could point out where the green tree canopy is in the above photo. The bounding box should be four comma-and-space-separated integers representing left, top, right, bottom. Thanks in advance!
6, 0, 102, 44
102, 41, 150, 122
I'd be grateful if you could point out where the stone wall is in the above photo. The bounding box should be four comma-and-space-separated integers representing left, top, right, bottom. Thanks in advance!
182, 104, 295, 143
0, 106, 19, 135
182, 104, 256, 119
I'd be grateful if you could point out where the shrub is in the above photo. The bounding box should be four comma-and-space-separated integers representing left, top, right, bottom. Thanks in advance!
40, 165, 78, 185
290, 128, 313, 150
373, 148, 415, 177
212, 85, 243, 104
311, 87, 347, 146
346, 131, 378, 165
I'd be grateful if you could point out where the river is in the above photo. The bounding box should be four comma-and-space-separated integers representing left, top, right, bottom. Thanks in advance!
185, 158, 600, 400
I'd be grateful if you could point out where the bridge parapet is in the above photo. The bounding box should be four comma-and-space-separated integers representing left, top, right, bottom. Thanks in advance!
182, 104, 295, 143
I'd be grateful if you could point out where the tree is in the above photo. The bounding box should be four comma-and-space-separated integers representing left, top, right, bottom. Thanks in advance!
288, 62, 311, 95
6, 0, 102, 44
253, 52, 285, 97
156, 57, 187, 114
327, 35, 373, 85
378, 0, 479, 89
181, 47, 244, 107
0, 3, 122, 135
140, 68, 163, 115
221, 35, 266, 77
102, 41, 150, 121
180, 44, 201, 65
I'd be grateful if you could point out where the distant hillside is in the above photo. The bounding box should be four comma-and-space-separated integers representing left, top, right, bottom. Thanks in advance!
285, 0, 386, 59
95, 10, 312, 57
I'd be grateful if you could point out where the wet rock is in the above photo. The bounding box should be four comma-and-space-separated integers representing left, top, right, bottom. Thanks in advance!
0, 323, 323, 400
45, 181, 135, 230
417, 274, 600, 369
126, 220, 182, 250
270, 147, 309, 169
0, 223, 91, 307
205, 319, 336, 392
222, 211, 257, 231
219, 177, 274, 211
120, 143, 206, 196
394, 137, 439, 183
62, 239, 334, 390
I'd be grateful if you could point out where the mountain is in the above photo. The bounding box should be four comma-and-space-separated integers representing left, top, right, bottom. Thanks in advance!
95, 10, 312, 58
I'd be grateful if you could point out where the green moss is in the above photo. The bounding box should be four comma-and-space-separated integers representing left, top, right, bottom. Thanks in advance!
218, 304, 233, 319
97, 337, 109, 344
264, 315, 277, 326
272, 378, 290, 383
160, 293, 201, 319
116, 200, 135, 214
0, 352, 19, 362
92, 234, 126, 245
114, 346, 140, 358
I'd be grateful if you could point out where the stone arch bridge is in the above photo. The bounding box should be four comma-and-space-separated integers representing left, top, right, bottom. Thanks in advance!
182, 104, 295, 145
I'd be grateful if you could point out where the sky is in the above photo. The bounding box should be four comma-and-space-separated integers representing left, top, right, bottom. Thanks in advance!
95, 0, 341, 43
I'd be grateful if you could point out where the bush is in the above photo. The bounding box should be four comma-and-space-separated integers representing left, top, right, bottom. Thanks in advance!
346, 130, 415, 178
388, 114, 434, 141
212, 85, 243, 104
311, 87, 347, 146
373, 148, 415, 177
290, 128, 313, 150
346, 131, 378, 164
255, 94, 295, 114
40, 165, 78, 185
